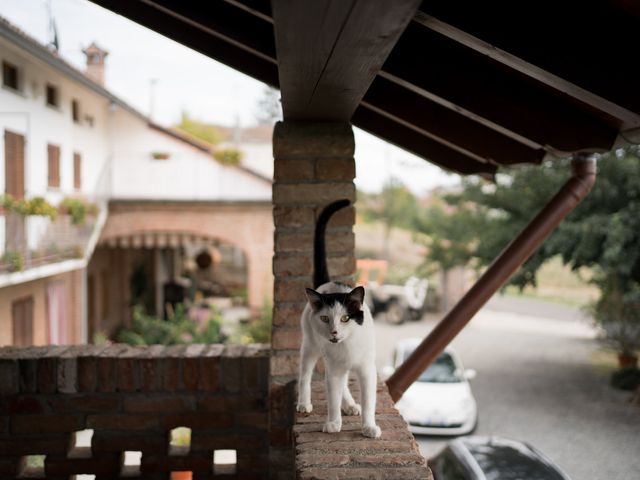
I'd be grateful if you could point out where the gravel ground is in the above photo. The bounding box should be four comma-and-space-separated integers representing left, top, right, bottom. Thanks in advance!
374, 295, 640, 480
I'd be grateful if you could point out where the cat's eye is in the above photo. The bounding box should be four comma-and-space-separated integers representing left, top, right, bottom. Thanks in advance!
320, 315, 330, 323
340, 315, 349, 323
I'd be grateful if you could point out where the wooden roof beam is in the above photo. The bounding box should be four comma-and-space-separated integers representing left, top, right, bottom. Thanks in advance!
363, 77, 546, 166
271, 0, 421, 120
89, 0, 279, 86
413, 11, 640, 130
416, 2, 640, 119
352, 106, 497, 176
382, 24, 619, 154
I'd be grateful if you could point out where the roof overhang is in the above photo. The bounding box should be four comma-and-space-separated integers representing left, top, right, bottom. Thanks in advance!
88, 0, 640, 175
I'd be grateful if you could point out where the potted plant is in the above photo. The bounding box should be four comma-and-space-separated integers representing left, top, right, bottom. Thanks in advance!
590, 279, 640, 368
151, 151, 171, 160
598, 320, 640, 367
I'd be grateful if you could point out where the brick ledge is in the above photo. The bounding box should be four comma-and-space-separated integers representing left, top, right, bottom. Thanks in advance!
294, 380, 433, 480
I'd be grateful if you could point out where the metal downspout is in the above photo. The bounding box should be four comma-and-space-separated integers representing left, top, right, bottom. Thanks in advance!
386, 154, 597, 402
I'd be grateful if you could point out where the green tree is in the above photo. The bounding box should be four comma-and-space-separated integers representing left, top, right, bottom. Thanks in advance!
413, 196, 482, 309
423, 146, 640, 362
175, 111, 222, 145
360, 177, 418, 260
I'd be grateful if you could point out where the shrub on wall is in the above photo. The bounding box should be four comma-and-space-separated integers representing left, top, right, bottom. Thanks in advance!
59, 198, 98, 225
117, 304, 223, 345
232, 300, 272, 344
1, 250, 24, 272
1, 195, 58, 220
213, 148, 242, 166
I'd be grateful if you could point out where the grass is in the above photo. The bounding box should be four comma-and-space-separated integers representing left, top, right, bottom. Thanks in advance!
503, 257, 599, 308
589, 348, 619, 372
355, 219, 599, 309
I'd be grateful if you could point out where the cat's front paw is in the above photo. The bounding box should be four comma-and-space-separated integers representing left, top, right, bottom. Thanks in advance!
341, 403, 361, 416
323, 420, 342, 433
362, 424, 382, 439
296, 403, 313, 413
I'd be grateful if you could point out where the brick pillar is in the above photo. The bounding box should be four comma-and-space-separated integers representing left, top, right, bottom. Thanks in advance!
269, 122, 357, 478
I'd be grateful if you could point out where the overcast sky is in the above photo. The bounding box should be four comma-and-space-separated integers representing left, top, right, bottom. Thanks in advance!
0, 0, 460, 195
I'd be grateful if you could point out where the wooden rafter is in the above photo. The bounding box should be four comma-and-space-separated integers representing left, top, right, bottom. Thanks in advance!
271, 0, 422, 120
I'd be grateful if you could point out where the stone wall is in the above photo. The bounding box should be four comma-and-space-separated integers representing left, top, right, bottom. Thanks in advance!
0, 344, 269, 480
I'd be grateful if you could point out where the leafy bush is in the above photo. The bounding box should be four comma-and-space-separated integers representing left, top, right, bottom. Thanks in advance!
117, 304, 223, 345
589, 278, 640, 356
1, 250, 23, 272
176, 111, 222, 145
232, 300, 272, 344
28, 196, 58, 219
60, 198, 88, 225
213, 148, 242, 166
1, 195, 57, 220
610, 367, 640, 391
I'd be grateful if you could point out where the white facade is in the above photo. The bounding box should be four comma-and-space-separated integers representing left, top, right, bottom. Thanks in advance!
0, 34, 111, 254
0, 40, 111, 200
0, 17, 273, 346
110, 109, 271, 201
0, 21, 271, 258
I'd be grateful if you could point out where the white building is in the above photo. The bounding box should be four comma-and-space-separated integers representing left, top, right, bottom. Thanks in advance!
0, 16, 273, 346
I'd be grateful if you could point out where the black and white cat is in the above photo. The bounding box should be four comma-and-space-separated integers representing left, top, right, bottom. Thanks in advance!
296, 199, 381, 439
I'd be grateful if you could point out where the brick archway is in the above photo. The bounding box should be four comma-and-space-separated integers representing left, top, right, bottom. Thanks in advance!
97, 201, 273, 311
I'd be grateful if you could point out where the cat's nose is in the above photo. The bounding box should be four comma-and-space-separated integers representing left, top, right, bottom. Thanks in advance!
331, 330, 337, 336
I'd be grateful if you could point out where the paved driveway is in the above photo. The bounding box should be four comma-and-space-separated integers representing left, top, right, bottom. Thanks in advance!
374, 296, 640, 480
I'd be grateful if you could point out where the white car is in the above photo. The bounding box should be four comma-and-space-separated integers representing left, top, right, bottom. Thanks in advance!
388, 338, 478, 436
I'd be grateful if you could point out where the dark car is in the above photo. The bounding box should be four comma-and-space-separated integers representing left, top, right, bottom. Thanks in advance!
430, 436, 572, 480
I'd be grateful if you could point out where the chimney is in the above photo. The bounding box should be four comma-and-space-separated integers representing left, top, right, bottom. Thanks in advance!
82, 42, 109, 87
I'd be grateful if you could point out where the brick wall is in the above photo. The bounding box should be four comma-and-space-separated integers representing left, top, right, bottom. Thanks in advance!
0, 344, 269, 480
294, 381, 433, 480
270, 122, 357, 478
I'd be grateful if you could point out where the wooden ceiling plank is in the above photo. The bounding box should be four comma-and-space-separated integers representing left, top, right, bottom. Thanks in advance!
413, 11, 640, 130
272, 0, 421, 120
352, 106, 497, 176
382, 23, 619, 154
89, 0, 279, 87
363, 77, 545, 165
222, 0, 273, 24
143, 0, 276, 62
417, 2, 640, 117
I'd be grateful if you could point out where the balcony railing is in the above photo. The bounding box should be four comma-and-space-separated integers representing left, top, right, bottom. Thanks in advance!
0, 209, 98, 275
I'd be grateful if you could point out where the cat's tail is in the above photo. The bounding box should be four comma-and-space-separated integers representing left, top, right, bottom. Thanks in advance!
314, 199, 351, 288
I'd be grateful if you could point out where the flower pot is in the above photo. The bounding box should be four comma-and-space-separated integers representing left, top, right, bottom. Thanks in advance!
618, 352, 638, 369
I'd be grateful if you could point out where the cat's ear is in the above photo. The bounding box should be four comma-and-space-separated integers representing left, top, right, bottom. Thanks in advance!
305, 288, 323, 311
347, 286, 365, 309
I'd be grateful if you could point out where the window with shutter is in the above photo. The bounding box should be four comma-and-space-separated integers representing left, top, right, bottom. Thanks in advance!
73, 152, 82, 190
72, 99, 80, 123
4, 130, 26, 251
47, 144, 61, 188
12, 296, 34, 346
46, 83, 59, 107
2, 61, 19, 90
4, 130, 25, 199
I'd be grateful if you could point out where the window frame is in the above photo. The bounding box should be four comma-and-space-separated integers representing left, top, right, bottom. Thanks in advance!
73, 151, 82, 190
71, 99, 80, 123
2, 60, 20, 91
45, 83, 60, 108
12, 296, 34, 347
47, 143, 61, 189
